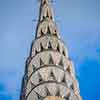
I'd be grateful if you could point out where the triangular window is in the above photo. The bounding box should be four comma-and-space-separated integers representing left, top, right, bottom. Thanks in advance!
62, 49, 66, 56
59, 58, 63, 67
45, 87, 51, 96
67, 66, 70, 73
47, 26, 51, 35
33, 65, 36, 72
53, 30, 57, 37
49, 71, 56, 80
56, 88, 60, 96
35, 49, 38, 55
40, 43, 44, 51
62, 74, 66, 83
38, 73, 43, 82
70, 83, 74, 90
57, 43, 60, 52
30, 81, 35, 89
35, 91, 43, 99
49, 55, 54, 64
40, 58, 44, 66
40, 30, 44, 36
46, 10, 49, 18
48, 41, 52, 49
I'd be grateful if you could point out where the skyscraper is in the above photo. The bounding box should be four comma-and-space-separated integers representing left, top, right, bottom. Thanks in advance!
20, 0, 82, 100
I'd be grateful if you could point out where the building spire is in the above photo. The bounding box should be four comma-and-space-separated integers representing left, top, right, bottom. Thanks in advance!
20, 1, 82, 100
35, 0, 60, 38
39, 0, 54, 21
42, 0, 49, 4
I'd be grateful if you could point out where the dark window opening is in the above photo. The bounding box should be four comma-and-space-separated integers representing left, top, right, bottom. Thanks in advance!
33, 65, 36, 72
48, 41, 52, 49
40, 58, 44, 66
57, 43, 60, 52
46, 11, 49, 18
46, 87, 51, 96
59, 58, 63, 67
47, 26, 51, 34
62, 74, 66, 83
64, 96, 69, 100
70, 84, 74, 90
40, 30, 44, 36
50, 16, 52, 19
67, 66, 70, 73
53, 30, 57, 37
55, 88, 60, 96
40, 43, 44, 51
31, 81, 35, 89
38, 73, 43, 82
43, 1, 46, 5
49, 55, 54, 64
35, 49, 38, 55
62, 49, 66, 56
49, 71, 56, 80
64, 93, 70, 100
43, 16, 45, 19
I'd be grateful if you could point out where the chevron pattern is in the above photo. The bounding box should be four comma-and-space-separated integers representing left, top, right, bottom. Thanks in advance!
20, 0, 82, 100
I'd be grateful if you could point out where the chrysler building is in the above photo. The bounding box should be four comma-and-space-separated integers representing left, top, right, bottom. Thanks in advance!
20, 0, 82, 100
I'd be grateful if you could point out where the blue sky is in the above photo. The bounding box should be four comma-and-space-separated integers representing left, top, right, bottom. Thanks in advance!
0, 0, 100, 100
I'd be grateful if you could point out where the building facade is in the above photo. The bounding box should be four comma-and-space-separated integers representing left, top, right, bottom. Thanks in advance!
20, 0, 82, 100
